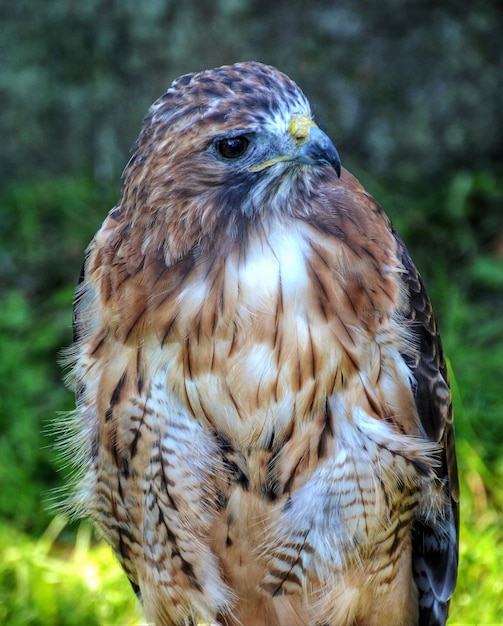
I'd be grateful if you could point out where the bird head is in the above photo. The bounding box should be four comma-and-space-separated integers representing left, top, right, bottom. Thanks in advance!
120, 62, 342, 261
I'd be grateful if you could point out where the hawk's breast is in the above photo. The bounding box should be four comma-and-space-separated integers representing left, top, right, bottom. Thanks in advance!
155, 218, 417, 463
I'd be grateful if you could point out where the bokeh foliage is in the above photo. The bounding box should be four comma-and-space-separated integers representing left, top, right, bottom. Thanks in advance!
2, 1, 502, 186
0, 1, 502, 623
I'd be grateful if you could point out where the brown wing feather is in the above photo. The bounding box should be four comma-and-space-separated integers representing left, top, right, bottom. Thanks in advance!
394, 232, 459, 625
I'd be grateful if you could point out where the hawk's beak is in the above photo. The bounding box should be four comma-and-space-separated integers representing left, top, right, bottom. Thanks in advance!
249, 114, 341, 177
291, 115, 341, 177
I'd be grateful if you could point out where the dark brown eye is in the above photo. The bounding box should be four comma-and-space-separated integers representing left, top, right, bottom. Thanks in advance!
216, 136, 249, 159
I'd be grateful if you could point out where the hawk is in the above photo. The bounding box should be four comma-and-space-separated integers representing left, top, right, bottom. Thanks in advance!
63, 62, 458, 626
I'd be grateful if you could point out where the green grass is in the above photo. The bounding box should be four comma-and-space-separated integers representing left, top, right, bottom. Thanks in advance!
0, 517, 141, 626
449, 447, 503, 624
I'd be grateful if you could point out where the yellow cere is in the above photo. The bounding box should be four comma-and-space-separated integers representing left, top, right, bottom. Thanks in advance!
288, 114, 317, 146
248, 115, 318, 173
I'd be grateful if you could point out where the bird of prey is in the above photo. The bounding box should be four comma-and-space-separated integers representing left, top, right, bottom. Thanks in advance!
63, 62, 458, 626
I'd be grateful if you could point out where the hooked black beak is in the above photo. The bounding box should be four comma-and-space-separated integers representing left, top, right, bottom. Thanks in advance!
248, 114, 341, 177
295, 124, 341, 177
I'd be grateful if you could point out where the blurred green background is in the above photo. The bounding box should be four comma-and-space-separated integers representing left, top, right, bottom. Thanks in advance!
1, 1, 502, 624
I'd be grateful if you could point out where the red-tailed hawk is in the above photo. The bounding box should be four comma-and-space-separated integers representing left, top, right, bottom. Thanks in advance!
63, 62, 458, 625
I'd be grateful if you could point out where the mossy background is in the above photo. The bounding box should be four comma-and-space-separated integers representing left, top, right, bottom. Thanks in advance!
1, 2, 502, 623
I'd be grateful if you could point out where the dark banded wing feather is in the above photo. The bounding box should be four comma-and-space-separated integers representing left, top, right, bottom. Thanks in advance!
395, 231, 459, 626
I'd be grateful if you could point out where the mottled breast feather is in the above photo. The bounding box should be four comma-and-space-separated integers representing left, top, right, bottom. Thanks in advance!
62, 61, 458, 626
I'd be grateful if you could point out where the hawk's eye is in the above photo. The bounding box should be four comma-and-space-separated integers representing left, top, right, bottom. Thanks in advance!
216, 136, 250, 159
